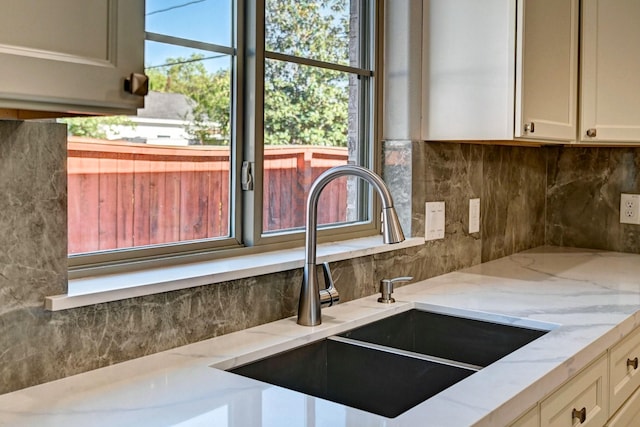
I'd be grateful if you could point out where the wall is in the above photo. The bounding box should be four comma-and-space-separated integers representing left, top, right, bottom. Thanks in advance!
547, 146, 640, 253
383, 140, 546, 280
0, 121, 548, 394
8, 125, 638, 395
0, 121, 67, 393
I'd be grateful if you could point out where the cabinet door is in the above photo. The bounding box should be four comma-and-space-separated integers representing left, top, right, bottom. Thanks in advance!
607, 385, 640, 427
0, 0, 144, 116
540, 354, 608, 427
421, 0, 517, 141
515, 0, 578, 142
510, 405, 539, 427
610, 327, 640, 415
581, 0, 640, 143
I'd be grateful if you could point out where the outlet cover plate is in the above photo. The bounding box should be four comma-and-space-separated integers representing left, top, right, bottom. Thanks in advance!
620, 193, 640, 225
469, 198, 480, 233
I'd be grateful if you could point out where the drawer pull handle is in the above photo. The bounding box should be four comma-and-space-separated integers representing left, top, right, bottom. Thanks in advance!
628, 357, 639, 370
572, 407, 586, 424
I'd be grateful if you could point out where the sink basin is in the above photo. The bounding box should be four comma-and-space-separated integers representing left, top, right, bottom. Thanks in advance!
229, 308, 552, 418
230, 336, 474, 418
339, 309, 549, 367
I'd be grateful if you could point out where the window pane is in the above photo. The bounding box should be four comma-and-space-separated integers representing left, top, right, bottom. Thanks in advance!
265, 0, 359, 67
67, 45, 232, 255
145, 42, 233, 145
262, 59, 366, 233
146, 0, 232, 46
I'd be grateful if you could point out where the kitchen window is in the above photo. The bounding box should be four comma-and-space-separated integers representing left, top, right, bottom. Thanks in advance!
67, 0, 380, 277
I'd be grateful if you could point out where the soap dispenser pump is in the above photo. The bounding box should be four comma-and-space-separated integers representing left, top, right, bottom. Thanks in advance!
378, 276, 413, 303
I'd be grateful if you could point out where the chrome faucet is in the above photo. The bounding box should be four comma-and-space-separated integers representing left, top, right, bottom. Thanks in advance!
297, 165, 406, 326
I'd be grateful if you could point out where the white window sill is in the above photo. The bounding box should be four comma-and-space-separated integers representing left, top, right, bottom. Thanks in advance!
45, 236, 425, 311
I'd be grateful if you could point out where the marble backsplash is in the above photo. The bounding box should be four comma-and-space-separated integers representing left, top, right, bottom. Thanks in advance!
546, 146, 640, 253
0, 122, 67, 393
383, 141, 546, 272
3, 119, 633, 395
482, 144, 547, 261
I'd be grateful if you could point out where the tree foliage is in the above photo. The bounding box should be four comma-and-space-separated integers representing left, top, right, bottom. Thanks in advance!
264, 0, 352, 146
61, 116, 135, 139
147, 57, 231, 145
65, 1, 354, 148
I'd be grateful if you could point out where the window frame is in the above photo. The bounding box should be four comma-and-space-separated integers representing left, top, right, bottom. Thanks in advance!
244, 0, 383, 249
68, 0, 383, 279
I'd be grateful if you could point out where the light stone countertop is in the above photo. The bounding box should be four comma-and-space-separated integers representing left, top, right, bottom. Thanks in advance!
2, 246, 640, 426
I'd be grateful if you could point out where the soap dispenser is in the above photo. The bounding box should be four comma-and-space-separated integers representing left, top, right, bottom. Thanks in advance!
378, 276, 413, 303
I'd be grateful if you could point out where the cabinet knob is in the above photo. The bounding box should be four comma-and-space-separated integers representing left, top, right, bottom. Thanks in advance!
124, 73, 149, 96
627, 357, 639, 370
586, 128, 597, 138
524, 122, 535, 133
572, 407, 587, 424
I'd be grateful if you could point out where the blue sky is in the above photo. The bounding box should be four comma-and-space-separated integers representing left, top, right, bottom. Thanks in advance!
145, 0, 232, 71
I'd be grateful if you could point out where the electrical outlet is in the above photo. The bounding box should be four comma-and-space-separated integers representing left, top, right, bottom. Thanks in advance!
425, 201, 445, 240
620, 193, 640, 224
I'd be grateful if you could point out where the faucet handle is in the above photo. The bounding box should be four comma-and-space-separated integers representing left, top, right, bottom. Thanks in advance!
378, 276, 413, 303
319, 263, 340, 307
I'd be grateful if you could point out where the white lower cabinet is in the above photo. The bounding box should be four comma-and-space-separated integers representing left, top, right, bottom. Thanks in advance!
606, 386, 640, 427
609, 326, 640, 415
540, 354, 609, 427
510, 405, 539, 427
511, 325, 640, 427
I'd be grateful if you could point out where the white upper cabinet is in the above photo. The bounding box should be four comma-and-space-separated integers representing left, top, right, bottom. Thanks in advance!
0, 0, 145, 117
580, 0, 640, 143
422, 0, 578, 143
515, 0, 578, 141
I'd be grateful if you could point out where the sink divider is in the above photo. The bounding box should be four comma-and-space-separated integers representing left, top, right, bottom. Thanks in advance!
327, 336, 482, 372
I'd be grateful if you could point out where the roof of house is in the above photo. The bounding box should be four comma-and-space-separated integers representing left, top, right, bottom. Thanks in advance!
137, 91, 195, 121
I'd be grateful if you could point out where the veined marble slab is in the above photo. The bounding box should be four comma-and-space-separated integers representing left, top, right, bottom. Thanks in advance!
2, 246, 640, 427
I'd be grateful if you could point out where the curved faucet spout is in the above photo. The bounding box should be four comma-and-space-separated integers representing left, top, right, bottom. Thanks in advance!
297, 165, 405, 326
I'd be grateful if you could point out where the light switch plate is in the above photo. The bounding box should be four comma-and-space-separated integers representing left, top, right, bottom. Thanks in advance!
469, 198, 480, 233
425, 201, 445, 241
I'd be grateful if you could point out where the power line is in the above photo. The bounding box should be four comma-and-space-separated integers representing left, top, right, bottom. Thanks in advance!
146, 54, 227, 69
146, 0, 207, 16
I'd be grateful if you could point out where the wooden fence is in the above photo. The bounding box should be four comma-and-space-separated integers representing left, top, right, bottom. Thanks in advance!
262, 145, 349, 232
68, 137, 348, 254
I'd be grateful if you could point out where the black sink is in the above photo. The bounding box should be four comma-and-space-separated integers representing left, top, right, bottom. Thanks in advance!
231, 336, 473, 418
229, 308, 551, 418
339, 309, 549, 367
